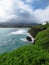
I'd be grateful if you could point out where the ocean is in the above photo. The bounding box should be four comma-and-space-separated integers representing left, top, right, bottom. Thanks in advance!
0, 28, 34, 54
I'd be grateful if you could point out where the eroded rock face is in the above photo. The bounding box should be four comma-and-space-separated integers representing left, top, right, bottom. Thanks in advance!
26, 36, 32, 41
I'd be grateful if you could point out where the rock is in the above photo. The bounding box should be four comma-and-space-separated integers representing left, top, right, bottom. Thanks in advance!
26, 36, 32, 41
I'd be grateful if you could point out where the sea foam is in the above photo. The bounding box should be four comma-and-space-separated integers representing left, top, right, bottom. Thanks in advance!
10, 29, 27, 35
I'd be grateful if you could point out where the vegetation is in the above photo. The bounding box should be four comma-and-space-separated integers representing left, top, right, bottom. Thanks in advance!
28, 23, 49, 37
0, 45, 49, 65
35, 28, 49, 52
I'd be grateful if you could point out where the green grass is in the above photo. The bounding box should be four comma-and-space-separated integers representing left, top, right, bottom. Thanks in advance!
35, 28, 49, 52
0, 45, 49, 65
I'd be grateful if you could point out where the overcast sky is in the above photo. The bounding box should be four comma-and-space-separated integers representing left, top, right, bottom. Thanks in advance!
0, 0, 49, 24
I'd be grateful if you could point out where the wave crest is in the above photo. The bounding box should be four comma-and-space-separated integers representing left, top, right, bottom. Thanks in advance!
10, 29, 27, 35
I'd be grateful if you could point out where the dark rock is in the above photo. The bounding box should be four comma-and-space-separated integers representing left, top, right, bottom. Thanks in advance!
26, 36, 32, 41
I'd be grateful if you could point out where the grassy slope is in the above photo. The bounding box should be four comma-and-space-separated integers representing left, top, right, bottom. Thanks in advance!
0, 45, 49, 65
35, 28, 49, 52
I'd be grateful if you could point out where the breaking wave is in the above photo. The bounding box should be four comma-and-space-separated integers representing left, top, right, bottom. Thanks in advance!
10, 29, 27, 35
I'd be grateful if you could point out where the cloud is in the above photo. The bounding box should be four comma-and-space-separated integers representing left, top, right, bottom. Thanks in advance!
25, 0, 49, 9
0, 0, 14, 22
34, 6, 49, 23
0, 0, 13, 17
0, 0, 49, 24
0, 0, 35, 23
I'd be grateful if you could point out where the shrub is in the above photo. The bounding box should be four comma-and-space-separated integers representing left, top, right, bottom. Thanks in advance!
0, 45, 49, 65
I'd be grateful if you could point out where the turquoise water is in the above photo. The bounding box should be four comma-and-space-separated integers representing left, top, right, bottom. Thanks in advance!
0, 28, 29, 54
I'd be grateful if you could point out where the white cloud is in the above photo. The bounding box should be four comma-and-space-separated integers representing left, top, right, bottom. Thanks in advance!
0, 0, 16, 22
34, 6, 49, 23
0, 0, 13, 18
17, 1, 49, 24
0, 0, 34, 22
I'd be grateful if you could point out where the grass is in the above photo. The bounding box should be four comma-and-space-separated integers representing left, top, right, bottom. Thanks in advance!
35, 28, 49, 52
0, 45, 49, 65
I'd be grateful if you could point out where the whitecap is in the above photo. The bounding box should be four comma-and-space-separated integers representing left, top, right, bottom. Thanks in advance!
20, 38, 28, 42
10, 29, 27, 35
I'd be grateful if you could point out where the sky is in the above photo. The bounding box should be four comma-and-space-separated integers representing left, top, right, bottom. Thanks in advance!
0, 0, 49, 24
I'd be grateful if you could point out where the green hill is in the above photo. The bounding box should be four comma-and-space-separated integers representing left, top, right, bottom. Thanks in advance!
35, 28, 49, 52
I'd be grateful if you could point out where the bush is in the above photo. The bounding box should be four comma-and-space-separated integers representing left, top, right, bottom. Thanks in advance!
0, 45, 49, 65
35, 28, 49, 52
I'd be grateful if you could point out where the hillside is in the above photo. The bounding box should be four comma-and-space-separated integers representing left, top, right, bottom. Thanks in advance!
35, 27, 49, 52
0, 45, 49, 65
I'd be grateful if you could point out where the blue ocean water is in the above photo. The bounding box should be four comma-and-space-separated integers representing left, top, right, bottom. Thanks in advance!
0, 28, 29, 54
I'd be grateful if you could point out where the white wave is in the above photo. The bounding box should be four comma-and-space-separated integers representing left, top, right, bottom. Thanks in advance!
20, 33, 35, 43
20, 37, 34, 43
20, 38, 28, 42
10, 29, 27, 35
